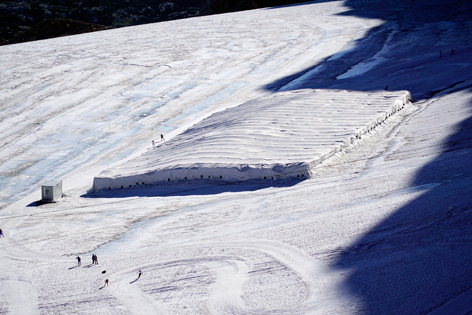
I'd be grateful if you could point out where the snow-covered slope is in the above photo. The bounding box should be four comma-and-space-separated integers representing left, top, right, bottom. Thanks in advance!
1, 0, 472, 314
93, 89, 411, 191
0, 0, 368, 208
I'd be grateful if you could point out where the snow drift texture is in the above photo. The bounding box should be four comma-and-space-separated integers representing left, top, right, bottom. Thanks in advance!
93, 89, 411, 191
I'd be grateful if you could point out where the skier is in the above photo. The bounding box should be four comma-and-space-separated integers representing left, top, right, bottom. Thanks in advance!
94, 254, 98, 265
76, 256, 81, 266
152, 140, 155, 147
0, 228, 3, 238
160, 133, 165, 141
92, 254, 95, 265
138, 269, 142, 279
104, 279, 109, 287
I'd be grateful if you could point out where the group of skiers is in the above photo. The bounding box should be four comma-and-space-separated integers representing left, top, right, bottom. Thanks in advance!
76, 254, 99, 266
74, 254, 142, 288
92, 254, 98, 265
1, 227, 145, 289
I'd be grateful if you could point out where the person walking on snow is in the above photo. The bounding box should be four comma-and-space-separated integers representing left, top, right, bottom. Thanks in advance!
104, 279, 109, 287
76, 256, 81, 266
138, 270, 142, 280
160, 133, 165, 141
0, 228, 3, 237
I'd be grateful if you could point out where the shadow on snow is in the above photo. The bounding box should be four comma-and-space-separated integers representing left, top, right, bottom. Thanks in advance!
263, 0, 472, 313
332, 108, 472, 313
81, 177, 305, 198
265, 0, 472, 102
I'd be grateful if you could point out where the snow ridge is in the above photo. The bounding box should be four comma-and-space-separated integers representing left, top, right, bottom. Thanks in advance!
92, 89, 411, 191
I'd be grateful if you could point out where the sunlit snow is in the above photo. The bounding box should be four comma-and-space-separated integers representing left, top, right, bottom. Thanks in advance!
1, 0, 472, 314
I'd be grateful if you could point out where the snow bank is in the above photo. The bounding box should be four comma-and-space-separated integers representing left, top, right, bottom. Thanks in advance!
92, 89, 411, 191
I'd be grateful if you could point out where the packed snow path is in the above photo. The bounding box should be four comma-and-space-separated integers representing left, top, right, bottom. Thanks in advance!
92, 90, 411, 191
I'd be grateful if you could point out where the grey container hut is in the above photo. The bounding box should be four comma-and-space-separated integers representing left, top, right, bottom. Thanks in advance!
41, 180, 62, 202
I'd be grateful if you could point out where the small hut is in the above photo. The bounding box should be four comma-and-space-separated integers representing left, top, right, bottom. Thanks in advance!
41, 180, 62, 203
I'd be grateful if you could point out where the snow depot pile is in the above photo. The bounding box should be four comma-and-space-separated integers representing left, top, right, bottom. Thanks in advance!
92, 89, 411, 191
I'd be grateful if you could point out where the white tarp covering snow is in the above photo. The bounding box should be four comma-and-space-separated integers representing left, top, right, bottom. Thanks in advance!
93, 89, 411, 191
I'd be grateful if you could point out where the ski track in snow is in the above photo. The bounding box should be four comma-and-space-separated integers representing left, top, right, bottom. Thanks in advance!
112, 267, 168, 315
95, 240, 347, 314
202, 240, 348, 314
206, 258, 248, 314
